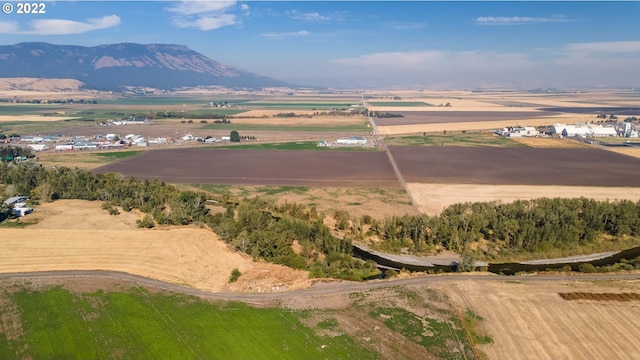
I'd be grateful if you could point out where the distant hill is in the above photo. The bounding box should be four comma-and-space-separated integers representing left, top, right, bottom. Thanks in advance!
0, 42, 289, 90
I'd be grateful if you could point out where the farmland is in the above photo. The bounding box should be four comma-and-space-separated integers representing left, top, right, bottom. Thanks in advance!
4, 87, 640, 360
0, 282, 374, 360
94, 148, 399, 187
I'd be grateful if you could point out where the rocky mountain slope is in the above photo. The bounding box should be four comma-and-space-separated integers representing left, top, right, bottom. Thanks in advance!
0, 42, 288, 90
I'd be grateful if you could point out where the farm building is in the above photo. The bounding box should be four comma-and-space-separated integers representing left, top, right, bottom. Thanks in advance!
11, 202, 33, 217
496, 126, 539, 137
73, 142, 99, 150
3, 197, 33, 217
317, 140, 331, 147
552, 123, 618, 137
21, 136, 44, 143
3, 196, 29, 206
55, 144, 74, 151
28, 144, 49, 152
336, 136, 367, 145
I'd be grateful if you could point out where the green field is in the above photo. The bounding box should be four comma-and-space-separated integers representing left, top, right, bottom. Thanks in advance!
0, 286, 374, 360
244, 102, 356, 109
0, 104, 75, 115
93, 150, 144, 160
0, 120, 92, 135
368, 102, 434, 107
213, 141, 377, 151
74, 108, 247, 120
97, 97, 257, 106
385, 132, 528, 147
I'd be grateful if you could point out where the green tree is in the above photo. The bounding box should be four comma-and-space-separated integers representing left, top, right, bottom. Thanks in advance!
230, 130, 240, 142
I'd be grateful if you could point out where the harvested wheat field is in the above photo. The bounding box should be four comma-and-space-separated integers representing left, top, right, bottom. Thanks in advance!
377, 118, 561, 135
407, 183, 640, 216
0, 200, 310, 292
0, 115, 79, 122
438, 279, 640, 360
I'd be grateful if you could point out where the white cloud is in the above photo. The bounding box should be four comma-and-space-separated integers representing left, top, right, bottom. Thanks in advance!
166, 0, 239, 31
0, 15, 120, 35
566, 41, 640, 54
383, 21, 425, 30
173, 14, 236, 31
326, 49, 540, 88
475, 15, 571, 25
287, 9, 343, 22
0, 22, 19, 33
241, 4, 250, 15
166, 1, 236, 16
261, 30, 310, 38
324, 42, 640, 88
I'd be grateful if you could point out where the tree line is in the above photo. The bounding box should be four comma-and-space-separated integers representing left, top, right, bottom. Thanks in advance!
358, 198, 640, 259
0, 159, 378, 280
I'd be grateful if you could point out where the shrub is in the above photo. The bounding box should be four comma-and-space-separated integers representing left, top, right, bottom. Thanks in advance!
578, 263, 597, 273
229, 268, 241, 283
136, 214, 155, 228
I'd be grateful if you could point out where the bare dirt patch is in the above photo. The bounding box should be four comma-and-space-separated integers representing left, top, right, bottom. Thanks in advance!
559, 292, 640, 301
439, 279, 640, 360
407, 183, 640, 216
391, 146, 640, 186
0, 200, 311, 292
94, 148, 399, 187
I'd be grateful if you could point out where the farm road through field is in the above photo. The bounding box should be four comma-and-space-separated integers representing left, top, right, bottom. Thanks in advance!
1, 270, 638, 302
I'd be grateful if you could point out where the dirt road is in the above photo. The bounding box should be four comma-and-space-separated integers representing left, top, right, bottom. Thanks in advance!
1, 270, 638, 302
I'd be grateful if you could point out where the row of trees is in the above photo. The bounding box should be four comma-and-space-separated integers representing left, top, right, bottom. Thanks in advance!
0, 159, 378, 280
359, 198, 640, 259
0, 147, 33, 162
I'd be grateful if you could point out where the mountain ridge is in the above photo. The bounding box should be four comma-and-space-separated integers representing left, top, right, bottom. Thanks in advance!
0, 42, 288, 90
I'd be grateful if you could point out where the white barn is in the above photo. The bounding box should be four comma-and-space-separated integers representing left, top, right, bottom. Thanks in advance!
335, 136, 367, 145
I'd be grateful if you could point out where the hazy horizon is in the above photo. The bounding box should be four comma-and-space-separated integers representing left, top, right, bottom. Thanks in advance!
1, 1, 639, 90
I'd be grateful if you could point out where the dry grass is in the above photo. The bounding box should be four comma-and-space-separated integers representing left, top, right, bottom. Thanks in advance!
439, 279, 640, 360
0, 115, 79, 122
0, 200, 310, 292
406, 183, 640, 216
377, 118, 559, 135
0, 78, 84, 93
601, 147, 640, 160
509, 137, 591, 148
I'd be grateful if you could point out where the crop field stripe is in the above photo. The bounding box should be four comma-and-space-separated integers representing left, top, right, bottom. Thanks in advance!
201, 123, 369, 131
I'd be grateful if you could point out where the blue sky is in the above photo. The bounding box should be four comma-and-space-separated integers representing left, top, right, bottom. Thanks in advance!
1, 1, 639, 89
